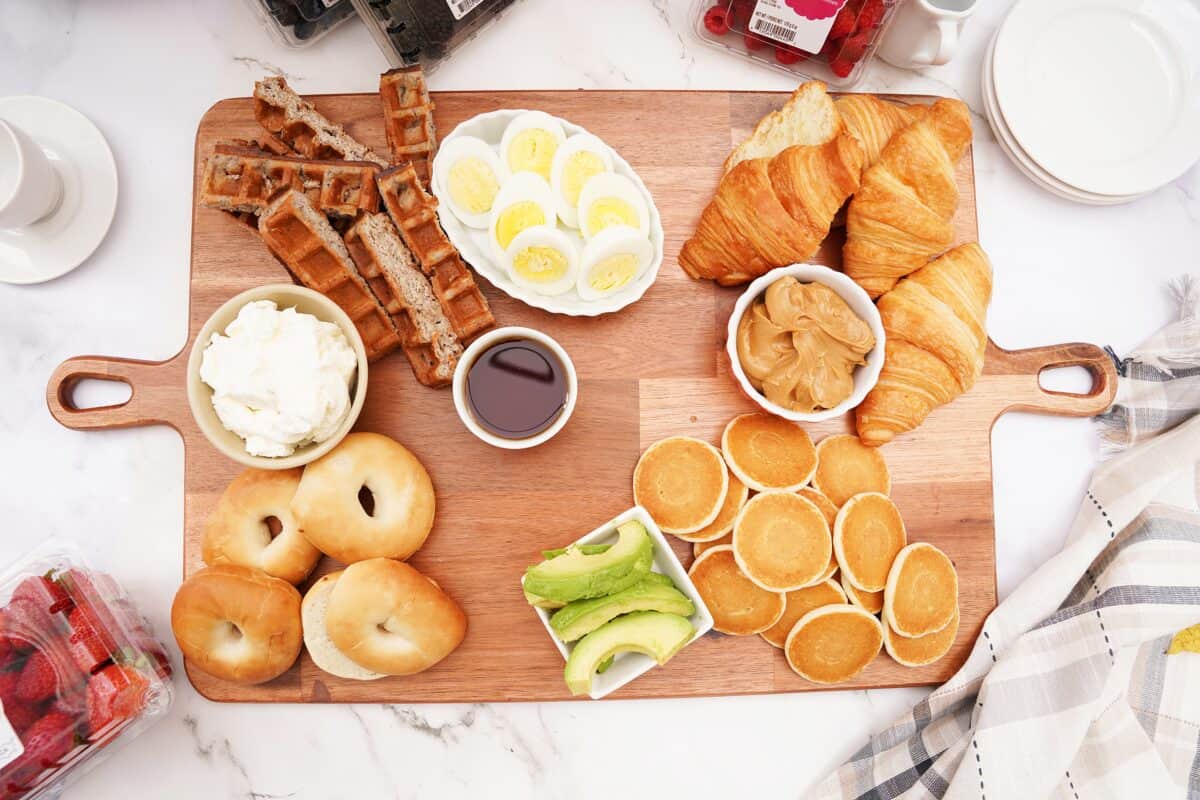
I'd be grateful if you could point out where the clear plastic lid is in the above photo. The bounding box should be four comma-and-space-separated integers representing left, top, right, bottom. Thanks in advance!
350, 0, 524, 72
0, 543, 172, 799
246, 0, 359, 48
692, 0, 900, 88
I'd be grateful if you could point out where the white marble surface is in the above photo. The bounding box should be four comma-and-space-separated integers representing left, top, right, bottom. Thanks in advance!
0, 0, 1197, 797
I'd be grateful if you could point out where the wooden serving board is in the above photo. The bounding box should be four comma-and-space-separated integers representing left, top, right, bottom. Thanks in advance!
46, 90, 1116, 703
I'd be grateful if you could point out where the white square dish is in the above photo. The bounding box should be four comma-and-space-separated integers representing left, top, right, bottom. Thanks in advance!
525, 505, 713, 700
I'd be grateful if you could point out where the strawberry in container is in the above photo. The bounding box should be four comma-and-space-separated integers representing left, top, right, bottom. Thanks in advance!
0, 544, 171, 799
694, 0, 899, 87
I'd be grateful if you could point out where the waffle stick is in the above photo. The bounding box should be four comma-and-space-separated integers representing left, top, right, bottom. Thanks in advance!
379, 67, 437, 184
258, 190, 401, 362
376, 164, 495, 342
344, 213, 462, 387
254, 77, 388, 167
199, 144, 381, 219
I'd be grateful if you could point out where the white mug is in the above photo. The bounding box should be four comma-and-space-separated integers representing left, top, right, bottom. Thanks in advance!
0, 118, 63, 229
877, 0, 977, 69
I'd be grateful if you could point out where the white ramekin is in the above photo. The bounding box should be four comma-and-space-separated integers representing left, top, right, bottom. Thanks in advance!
452, 326, 578, 450
725, 264, 885, 423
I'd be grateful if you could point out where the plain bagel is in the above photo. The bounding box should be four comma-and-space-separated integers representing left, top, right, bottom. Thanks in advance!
202, 467, 322, 585
302, 571, 385, 681
325, 558, 467, 676
291, 432, 436, 564
170, 564, 303, 685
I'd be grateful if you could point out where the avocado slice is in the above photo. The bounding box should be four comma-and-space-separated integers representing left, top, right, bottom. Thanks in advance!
550, 574, 694, 642
564, 611, 695, 696
596, 655, 615, 674
523, 588, 565, 609
541, 543, 612, 560
523, 521, 653, 603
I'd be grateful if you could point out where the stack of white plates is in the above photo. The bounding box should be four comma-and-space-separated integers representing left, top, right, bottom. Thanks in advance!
982, 0, 1200, 205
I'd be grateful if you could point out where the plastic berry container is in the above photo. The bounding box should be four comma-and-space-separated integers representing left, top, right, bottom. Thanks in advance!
692, 0, 901, 88
0, 542, 172, 799
245, 0, 359, 48
349, 0, 525, 73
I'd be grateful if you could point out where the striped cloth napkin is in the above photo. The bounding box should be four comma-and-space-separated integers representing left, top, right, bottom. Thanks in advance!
811, 281, 1200, 800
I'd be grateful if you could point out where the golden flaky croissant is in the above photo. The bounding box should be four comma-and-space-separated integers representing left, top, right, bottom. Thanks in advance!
679, 133, 865, 286
843, 98, 972, 299
855, 243, 993, 447
835, 95, 925, 167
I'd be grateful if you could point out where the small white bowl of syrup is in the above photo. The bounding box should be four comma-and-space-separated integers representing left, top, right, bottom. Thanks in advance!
452, 326, 578, 450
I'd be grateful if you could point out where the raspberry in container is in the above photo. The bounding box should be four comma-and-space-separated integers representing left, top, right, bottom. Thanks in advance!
693, 0, 902, 87
0, 543, 172, 799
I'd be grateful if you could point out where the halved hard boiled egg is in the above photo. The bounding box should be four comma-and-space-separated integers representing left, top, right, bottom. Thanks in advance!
488, 172, 558, 260
577, 173, 650, 240
434, 136, 508, 229
577, 225, 654, 301
504, 225, 580, 296
499, 111, 566, 181
550, 133, 614, 229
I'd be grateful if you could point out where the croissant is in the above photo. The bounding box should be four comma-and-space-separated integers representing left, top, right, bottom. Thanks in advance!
680, 133, 865, 286
842, 98, 972, 299
855, 243, 993, 447
835, 95, 925, 167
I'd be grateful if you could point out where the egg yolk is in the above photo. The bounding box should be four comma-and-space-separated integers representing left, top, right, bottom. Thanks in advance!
587, 253, 639, 292
513, 246, 569, 284
494, 201, 547, 250
562, 152, 606, 206
448, 157, 500, 214
507, 129, 558, 180
586, 198, 639, 237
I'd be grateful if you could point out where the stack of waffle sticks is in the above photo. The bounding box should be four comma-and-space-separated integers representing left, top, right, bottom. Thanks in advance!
197, 68, 494, 387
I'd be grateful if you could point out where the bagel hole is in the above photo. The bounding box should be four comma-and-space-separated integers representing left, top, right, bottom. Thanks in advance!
358, 485, 376, 517
262, 515, 283, 540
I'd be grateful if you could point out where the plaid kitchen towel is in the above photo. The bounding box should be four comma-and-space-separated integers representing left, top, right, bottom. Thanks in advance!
811, 283, 1200, 800
1097, 275, 1200, 453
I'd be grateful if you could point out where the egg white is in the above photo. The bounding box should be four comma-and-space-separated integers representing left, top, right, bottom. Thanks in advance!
503, 225, 580, 297
576, 225, 654, 301
433, 136, 508, 229
550, 133, 614, 229
576, 172, 651, 240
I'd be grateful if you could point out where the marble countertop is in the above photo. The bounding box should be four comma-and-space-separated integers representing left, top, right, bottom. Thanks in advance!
0, 1, 1197, 797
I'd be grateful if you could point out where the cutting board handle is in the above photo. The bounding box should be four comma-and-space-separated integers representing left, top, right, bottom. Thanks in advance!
992, 342, 1117, 417
46, 355, 185, 431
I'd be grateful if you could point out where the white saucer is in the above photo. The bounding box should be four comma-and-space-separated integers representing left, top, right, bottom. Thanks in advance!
992, 0, 1200, 197
981, 31, 1145, 206
0, 97, 118, 285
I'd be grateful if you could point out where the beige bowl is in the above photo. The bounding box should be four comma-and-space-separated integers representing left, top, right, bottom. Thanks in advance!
186, 284, 369, 470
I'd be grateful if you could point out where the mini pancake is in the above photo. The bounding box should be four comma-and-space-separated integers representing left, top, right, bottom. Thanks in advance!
688, 546, 784, 635
677, 472, 748, 543
840, 571, 884, 614
798, 487, 839, 529
693, 531, 732, 558
634, 437, 729, 534
760, 579, 847, 649
733, 492, 832, 591
884, 605, 959, 667
833, 492, 907, 593
884, 543, 958, 638
785, 604, 882, 684
812, 434, 891, 507
721, 413, 817, 492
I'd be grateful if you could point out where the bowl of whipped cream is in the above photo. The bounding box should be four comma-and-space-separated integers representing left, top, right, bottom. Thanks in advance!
186, 284, 369, 469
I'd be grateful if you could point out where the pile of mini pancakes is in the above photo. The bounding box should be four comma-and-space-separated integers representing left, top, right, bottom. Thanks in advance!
633, 413, 960, 684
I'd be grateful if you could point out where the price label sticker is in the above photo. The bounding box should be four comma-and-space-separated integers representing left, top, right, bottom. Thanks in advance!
749, 0, 847, 53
